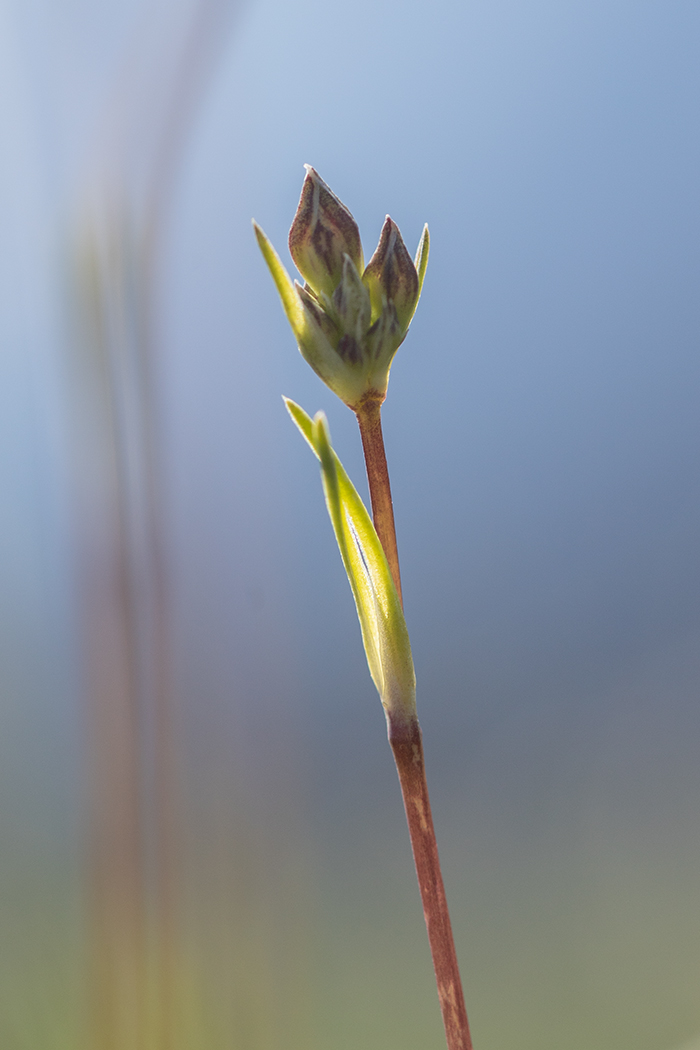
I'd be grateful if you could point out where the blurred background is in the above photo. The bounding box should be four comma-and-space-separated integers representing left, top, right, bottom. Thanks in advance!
1, 0, 700, 1047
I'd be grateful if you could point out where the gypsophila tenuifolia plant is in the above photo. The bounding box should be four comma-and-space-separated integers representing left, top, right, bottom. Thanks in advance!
254, 167, 473, 1050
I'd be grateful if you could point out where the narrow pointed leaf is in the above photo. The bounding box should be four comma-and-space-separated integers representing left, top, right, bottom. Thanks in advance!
285, 398, 416, 721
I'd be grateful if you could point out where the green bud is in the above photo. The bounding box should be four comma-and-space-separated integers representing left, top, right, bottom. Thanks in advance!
288, 166, 364, 298
365, 300, 403, 363
331, 254, 372, 365
255, 169, 429, 410
362, 216, 419, 332
296, 282, 339, 347
294, 282, 342, 377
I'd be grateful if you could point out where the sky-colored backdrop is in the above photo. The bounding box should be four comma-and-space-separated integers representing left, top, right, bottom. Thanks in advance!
1, 1, 700, 1047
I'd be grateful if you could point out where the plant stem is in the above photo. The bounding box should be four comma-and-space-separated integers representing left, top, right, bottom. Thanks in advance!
355, 394, 403, 606
389, 715, 473, 1050
355, 396, 473, 1050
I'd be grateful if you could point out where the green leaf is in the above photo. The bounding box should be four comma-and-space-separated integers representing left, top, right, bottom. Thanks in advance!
285, 398, 416, 722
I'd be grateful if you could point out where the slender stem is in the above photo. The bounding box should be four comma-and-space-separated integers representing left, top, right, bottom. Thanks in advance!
355, 394, 403, 606
389, 715, 473, 1050
355, 395, 473, 1050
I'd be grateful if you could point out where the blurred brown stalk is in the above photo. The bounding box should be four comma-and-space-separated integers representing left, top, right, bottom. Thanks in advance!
73, 3, 234, 1046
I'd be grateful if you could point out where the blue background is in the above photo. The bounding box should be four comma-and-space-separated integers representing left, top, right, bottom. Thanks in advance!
1, 1, 700, 1046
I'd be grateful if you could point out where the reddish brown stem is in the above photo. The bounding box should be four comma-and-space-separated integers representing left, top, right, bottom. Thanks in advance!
355, 395, 403, 606
355, 395, 473, 1050
390, 715, 473, 1050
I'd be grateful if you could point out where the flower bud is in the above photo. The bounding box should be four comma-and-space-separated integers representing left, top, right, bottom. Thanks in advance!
288, 166, 364, 298
296, 282, 339, 346
293, 283, 351, 388
255, 170, 428, 410
331, 254, 372, 362
362, 217, 419, 333
365, 300, 403, 363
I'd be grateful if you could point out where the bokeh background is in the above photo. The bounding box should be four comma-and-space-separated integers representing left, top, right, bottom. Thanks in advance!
2, 0, 700, 1047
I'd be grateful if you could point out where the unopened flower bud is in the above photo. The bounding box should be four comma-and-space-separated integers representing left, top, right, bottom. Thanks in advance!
296, 282, 339, 346
255, 169, 429, 410
366, 300, 403, 363
331, 254, 372, 360
362, 217, 419, 333
293, 282, 356, 390
288, 166, 364, 298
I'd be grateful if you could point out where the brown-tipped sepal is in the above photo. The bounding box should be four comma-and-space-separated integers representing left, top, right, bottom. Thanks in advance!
289, 166, 364, 298
363, 217, 419, 331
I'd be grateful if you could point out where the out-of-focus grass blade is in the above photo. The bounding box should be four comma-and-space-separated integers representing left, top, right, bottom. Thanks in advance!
285, 398, 416, 722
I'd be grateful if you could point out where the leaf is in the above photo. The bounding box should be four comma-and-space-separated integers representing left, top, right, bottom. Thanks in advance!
285, 398, 416, 722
